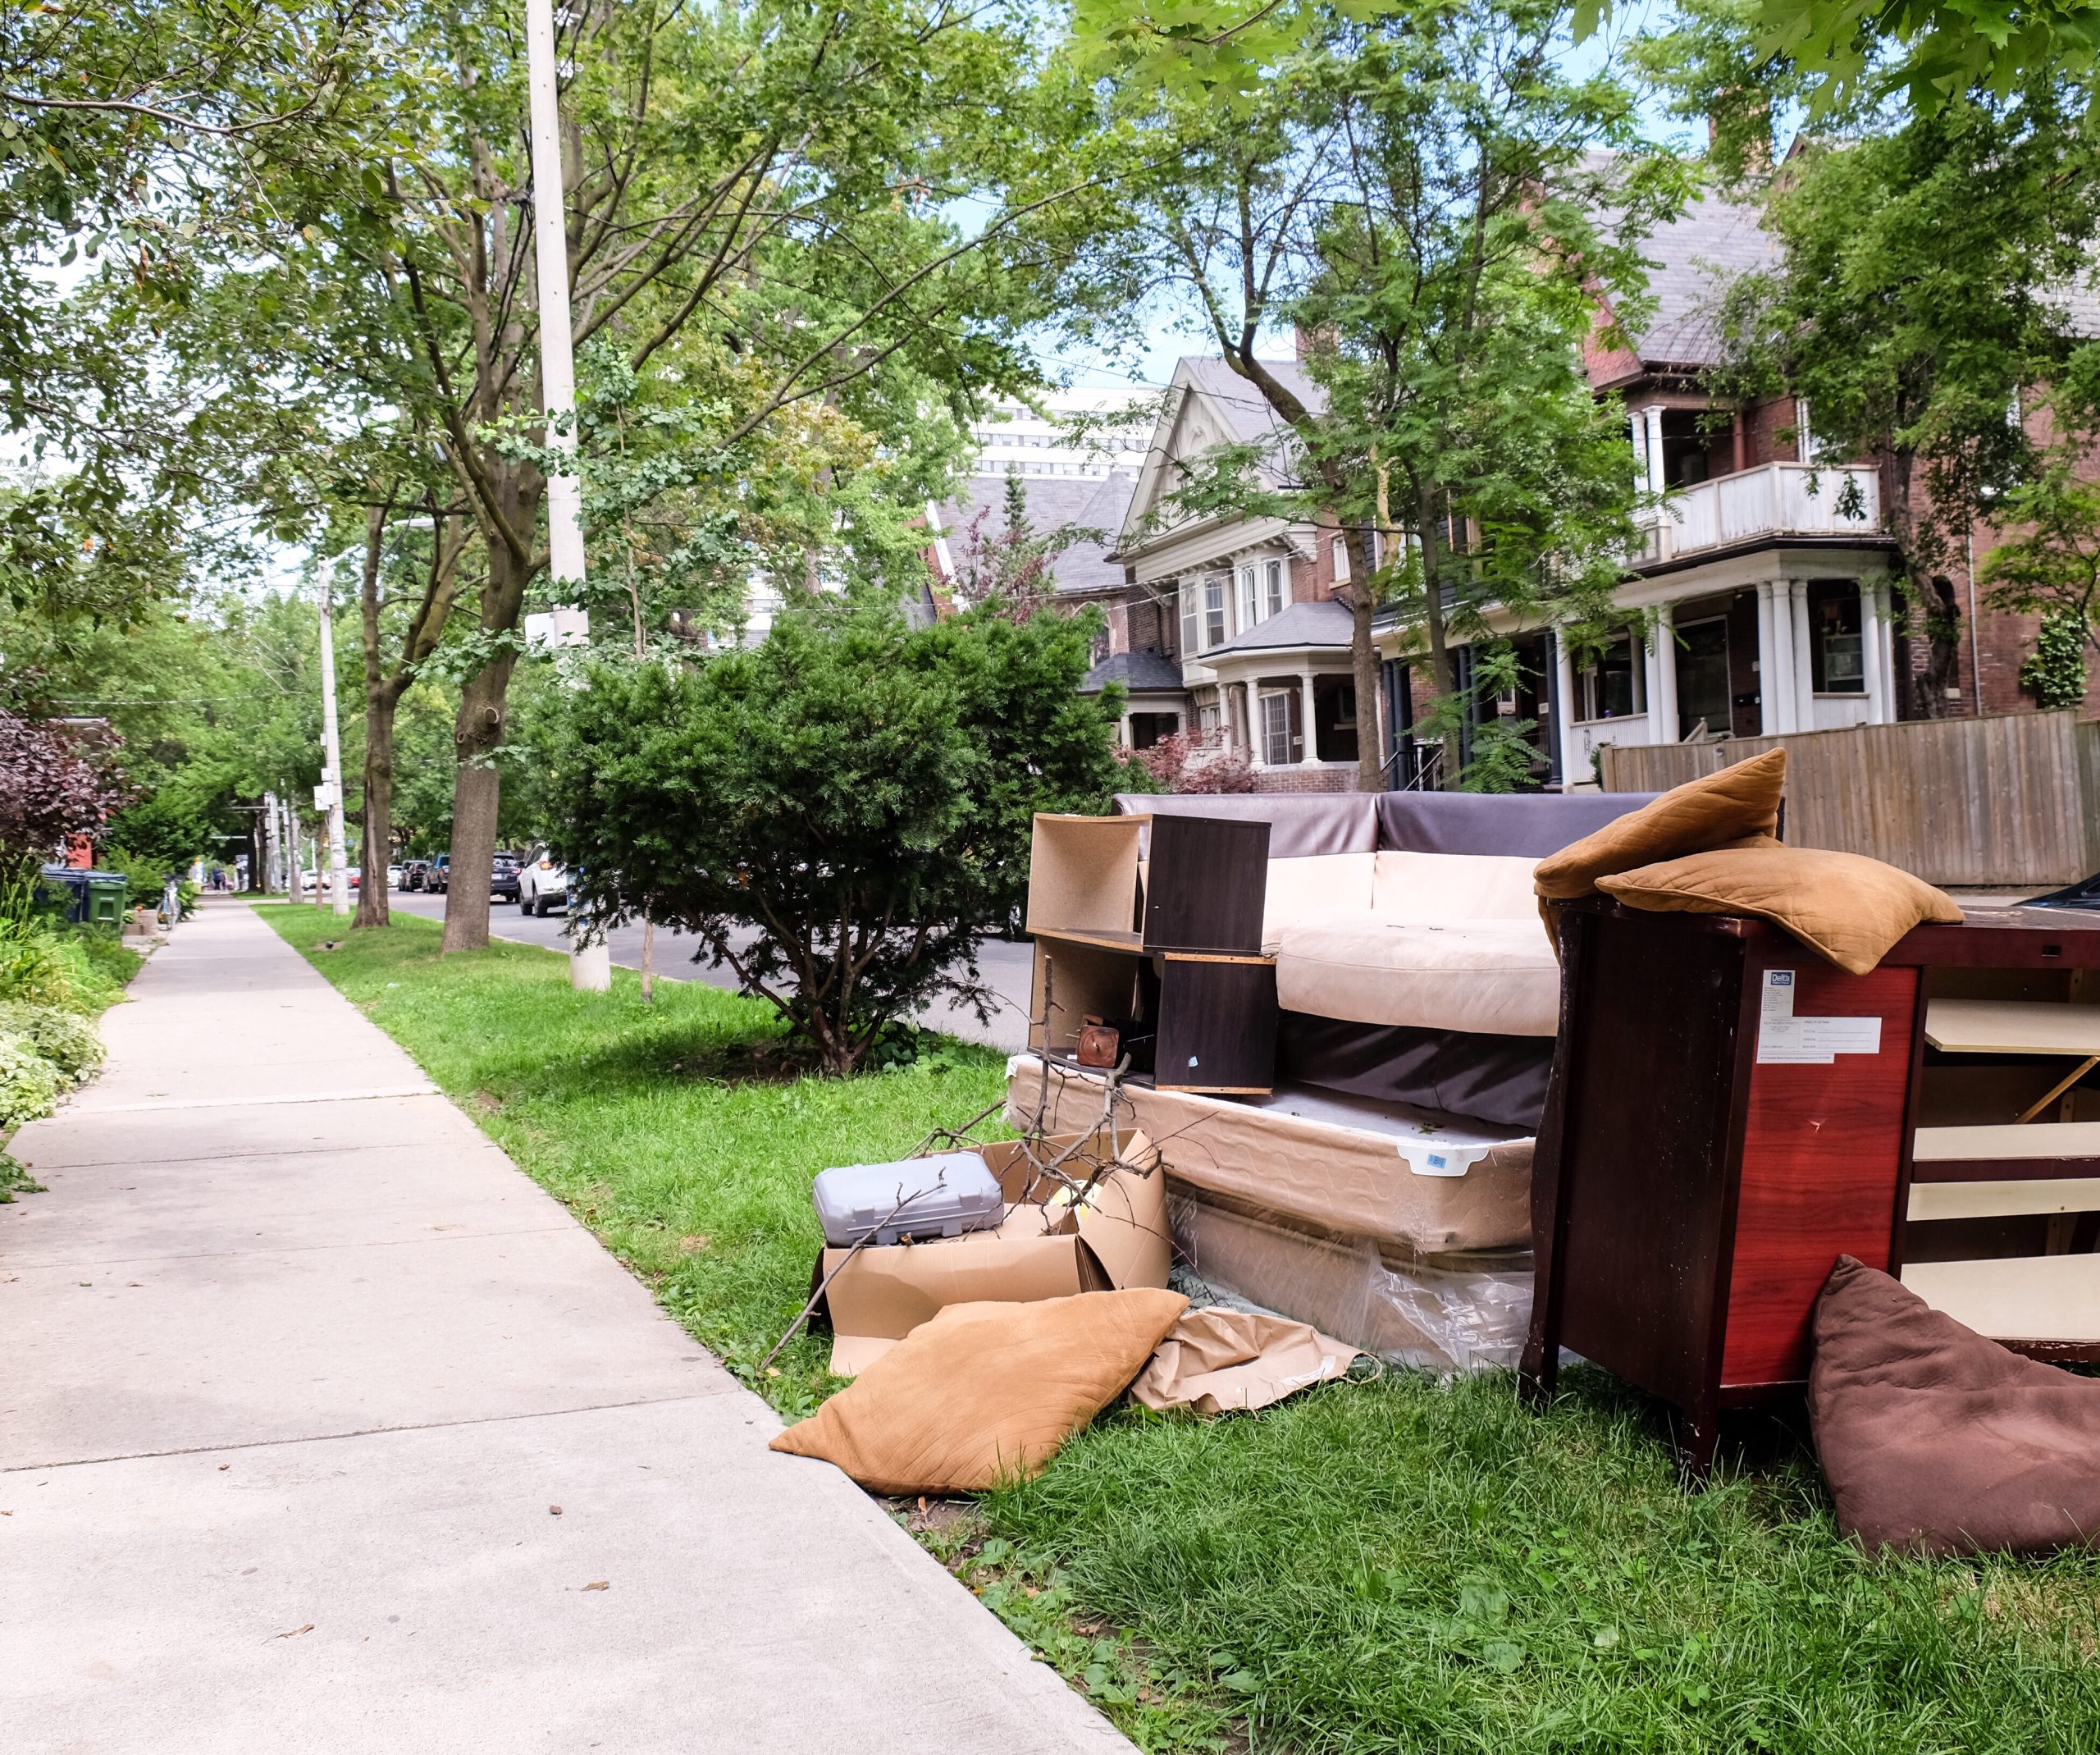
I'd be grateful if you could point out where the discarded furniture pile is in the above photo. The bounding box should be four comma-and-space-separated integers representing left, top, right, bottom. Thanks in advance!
1011, 787, 1659, 1372
776, 750, 2100, 1552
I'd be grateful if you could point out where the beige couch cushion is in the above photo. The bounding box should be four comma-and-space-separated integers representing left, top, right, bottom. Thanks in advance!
1372, 850, 1539, 922
1274, 917, 1560, 1036
1260, 852, 1376, 952
1534, 747, 1787, 900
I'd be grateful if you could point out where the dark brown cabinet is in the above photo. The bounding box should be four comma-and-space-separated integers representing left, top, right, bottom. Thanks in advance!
1522, 898, 2100, 1474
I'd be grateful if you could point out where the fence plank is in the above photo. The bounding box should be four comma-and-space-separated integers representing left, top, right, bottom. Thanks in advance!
1597, 711, 2100, 886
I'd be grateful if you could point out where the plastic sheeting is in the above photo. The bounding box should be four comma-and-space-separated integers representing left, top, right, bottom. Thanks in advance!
1170, 1191, 1535, 1373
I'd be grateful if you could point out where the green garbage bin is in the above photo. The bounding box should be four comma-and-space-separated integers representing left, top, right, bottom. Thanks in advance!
83, 872, 126, 926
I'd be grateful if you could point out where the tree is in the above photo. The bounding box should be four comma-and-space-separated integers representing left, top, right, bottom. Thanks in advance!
1057, 0, 1680, 788
1981, 461, 2100, 706
1669, 33, 2100, 715
547, 606, 1136, 1074
0, 710, 128, 921
142, 0, 1068, 954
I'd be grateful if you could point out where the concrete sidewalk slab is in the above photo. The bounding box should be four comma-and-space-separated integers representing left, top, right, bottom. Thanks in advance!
1, 902, 1131, 1754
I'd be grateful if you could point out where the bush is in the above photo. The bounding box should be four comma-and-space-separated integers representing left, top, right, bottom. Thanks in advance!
0, 1001, 103, 1080
0, 921, 137, 1013
0, 1029, 66, 1130
550, 604, 1142, 1074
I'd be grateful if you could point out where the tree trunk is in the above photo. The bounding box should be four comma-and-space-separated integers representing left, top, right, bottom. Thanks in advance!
1416, 490, 1460, 784
1887, 450, 1962, 719
358, 686, 400, 929
441, 653, 516, 953
442, 470, 540, 954
1344, 531, 1384, 793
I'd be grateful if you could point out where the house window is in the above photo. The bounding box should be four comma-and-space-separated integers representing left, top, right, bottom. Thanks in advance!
1331, 534, 1350, 583
1264, 559, 1286, 617
1203, 576, 1227, 647
1577, 634, 1641, 721
1128, 711, 1180, 750
1178, 579, 1198, 656
1236, 564, 1259, 633
1259, 689, 1301, 766
1810, 581, 1865, 693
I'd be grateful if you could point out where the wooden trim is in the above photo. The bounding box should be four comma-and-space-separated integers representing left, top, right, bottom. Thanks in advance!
1030, 926, 1142, 954
1518, 902, 1586, 1403
1887, 972, 1932, 1278
1911, 1155, 2100, 1184
1160, 951, 1275, 967
1156, 1083, 1273, 1095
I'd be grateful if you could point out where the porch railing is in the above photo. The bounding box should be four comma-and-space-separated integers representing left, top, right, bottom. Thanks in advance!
1633, 462, 1883, 568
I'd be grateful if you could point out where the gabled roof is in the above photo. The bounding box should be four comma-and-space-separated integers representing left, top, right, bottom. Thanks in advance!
1117, 357, 1326, 559
932, 469, 1138, 596
1204, 596, 1354, 656
1079, 648, 1187, 695
1622, 178, 1782, 370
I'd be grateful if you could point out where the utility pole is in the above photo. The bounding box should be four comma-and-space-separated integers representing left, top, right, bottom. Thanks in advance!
317, 586, 352, 918
527, 0, 608, 992
526, 0, 587, 607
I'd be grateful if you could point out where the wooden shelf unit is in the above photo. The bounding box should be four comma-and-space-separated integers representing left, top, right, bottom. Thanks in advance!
1522, 901, 2100, 1474
1025, 811, 1278, 1097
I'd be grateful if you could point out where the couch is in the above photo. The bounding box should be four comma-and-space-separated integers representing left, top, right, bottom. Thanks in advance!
1113, 790, 1657, 1127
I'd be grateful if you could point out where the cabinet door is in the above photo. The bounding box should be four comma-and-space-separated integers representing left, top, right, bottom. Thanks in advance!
1155, 956, 1277, 1094
1719, 959, 1916, 1390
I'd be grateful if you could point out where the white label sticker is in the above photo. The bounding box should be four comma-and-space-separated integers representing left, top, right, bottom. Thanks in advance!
1756, 971, 1883, 1066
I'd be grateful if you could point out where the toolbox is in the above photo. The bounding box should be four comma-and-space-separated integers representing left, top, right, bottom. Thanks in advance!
813, 1150, 1007, 1248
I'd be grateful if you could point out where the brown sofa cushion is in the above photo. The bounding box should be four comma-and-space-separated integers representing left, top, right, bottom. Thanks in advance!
1594, 844, 1962, 975
769, 1288, 1187, 1495
1533, 748, 1787, 901
1809, 1255, 2100, 1556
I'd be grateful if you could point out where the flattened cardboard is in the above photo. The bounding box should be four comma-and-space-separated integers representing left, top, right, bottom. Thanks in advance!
819, 1129, 1169, 1375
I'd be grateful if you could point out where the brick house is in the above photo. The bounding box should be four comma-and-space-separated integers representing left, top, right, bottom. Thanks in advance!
1078, 177, 2093, 793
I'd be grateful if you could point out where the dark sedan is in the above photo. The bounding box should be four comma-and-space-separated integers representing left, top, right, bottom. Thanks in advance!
491, 853, 522, 903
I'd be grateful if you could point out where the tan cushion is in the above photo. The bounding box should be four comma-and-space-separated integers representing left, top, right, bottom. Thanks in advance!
768, 1289, 1188, 1495
1274, 917, 1560, 1035
1596, 845, 1963, 976
1533, 747, 1788, 900
1372, 851, 1539, 923
1261, 852, 1376, 952
1130, 1307, 1361, 1415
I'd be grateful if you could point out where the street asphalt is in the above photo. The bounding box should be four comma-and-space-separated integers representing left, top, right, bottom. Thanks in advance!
0, 900, 1129, 1754
381, 886, 1038, 1052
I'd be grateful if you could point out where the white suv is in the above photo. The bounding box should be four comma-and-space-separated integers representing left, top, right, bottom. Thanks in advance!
518, 847, 570, 916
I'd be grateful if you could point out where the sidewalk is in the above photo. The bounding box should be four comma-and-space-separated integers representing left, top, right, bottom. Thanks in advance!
0, 902, 1130, 1754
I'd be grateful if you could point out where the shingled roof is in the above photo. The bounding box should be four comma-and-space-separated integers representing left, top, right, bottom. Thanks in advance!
933, 469, 1137, 596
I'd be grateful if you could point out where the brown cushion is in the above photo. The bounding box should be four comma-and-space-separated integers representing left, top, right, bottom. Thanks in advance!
769, 1288, 1188, 1495
1532, 748, 1787, 901
1809, 1255, 2100, 1555
1594, 844, 1962, 975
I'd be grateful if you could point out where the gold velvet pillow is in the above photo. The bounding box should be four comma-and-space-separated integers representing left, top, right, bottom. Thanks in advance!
1596, 845, 1963, 975
1534, 747, 1788, 901
769, 1289, 1188, 1496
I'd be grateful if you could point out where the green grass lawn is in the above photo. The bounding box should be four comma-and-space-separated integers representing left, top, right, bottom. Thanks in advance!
264, 905, 2100, 1754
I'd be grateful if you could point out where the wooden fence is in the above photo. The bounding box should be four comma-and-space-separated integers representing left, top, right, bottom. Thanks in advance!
1599, 710, 2100, 888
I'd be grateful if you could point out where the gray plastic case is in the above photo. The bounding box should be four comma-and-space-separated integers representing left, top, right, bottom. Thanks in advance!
813, 1150, 1007, 1248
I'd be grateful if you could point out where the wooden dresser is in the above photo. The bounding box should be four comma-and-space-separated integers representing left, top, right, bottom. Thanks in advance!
1521, 899, 2100, 1474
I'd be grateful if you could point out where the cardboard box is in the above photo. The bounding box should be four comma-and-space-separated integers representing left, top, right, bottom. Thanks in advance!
815, 1130, 1170, 1375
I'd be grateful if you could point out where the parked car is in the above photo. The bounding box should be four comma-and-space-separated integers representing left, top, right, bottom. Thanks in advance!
518, 846, 570, 916
427, 854, 451, 894
400, 860, 427, 892
386, 863, 403, 890
491, 852, 522, 903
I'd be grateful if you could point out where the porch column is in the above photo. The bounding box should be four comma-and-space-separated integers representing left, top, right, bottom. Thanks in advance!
1875, 587, 1899, 721
1787, 579, 1815, 727
1653, 606, 1679, 742
1629, 407, 1650, 496
1643, 404, 1667, 496
1300, 671, 1319, 766
1242, 679, 1260, 760
1552, 629, 1578, 791
1860, 581, 1888, 724
1755, 582, 1782, 734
